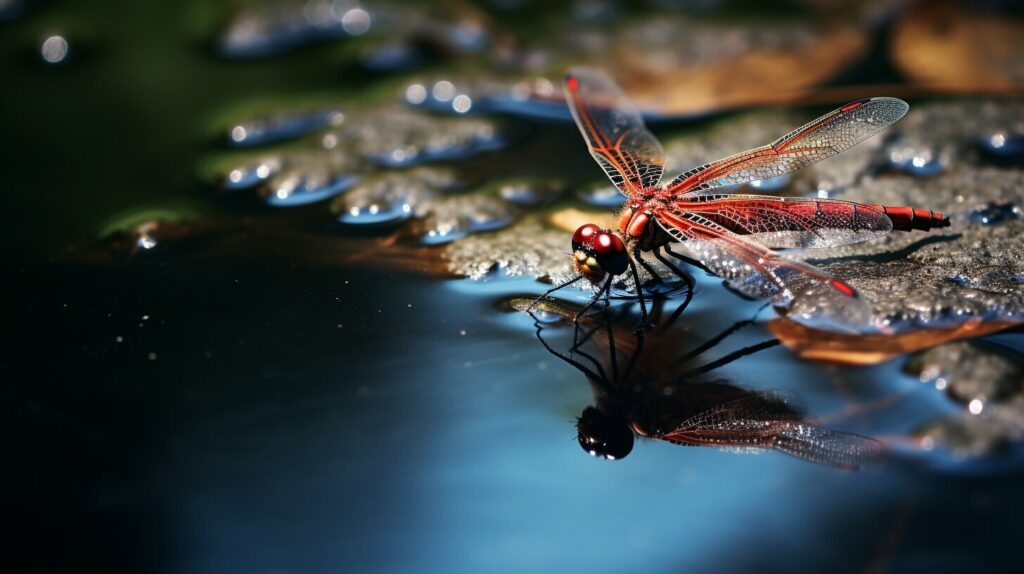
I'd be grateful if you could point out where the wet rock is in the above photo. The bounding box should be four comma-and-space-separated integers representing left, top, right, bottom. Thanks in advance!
342, 106, 505, 166
252, 151, 365, 206
225, 109, 345, 147
403, 75, 570, 119
265, 170, 357, 207
208, 105, 506, 209
332, 168, 460, 227
798, 162, 1024, 327
421, 194, 518, 245
444, 219, 573, 281
219, 156, 283, 191
216, 0, 490, 60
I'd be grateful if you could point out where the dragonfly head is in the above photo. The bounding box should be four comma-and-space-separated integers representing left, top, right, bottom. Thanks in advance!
576, 406, 633, 460
571, 224, 629, 285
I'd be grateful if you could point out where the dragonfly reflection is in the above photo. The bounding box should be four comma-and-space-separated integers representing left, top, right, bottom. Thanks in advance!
526, 298, 883, 469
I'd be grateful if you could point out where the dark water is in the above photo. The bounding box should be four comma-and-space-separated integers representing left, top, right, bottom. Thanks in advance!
5, 3, 1024, 573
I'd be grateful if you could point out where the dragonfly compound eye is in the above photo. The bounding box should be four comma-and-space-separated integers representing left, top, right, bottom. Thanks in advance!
576, 406, 633, 460
592, 232, 628, 276
571, 223, 602, 251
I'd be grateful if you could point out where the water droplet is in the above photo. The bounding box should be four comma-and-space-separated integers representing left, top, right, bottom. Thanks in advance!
945, 275, 970, 288
887, 142, 947, 176
968, 202, 1021, 226
340, 7, 371, 36
41, 35, 69, 64
405, 83, 428, 105
980, 130, 1024, 158
452, 94, 473, 114
432, 80, 456, 102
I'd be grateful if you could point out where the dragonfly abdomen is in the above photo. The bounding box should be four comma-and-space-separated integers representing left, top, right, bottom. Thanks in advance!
867, 204, 950, 232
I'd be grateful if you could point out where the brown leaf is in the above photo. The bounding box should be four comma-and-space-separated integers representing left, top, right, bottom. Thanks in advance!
891, 0, 1024, 90
767, 318, 1022, 365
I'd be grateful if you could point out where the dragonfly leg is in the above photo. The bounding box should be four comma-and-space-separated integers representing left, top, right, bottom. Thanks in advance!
527, 275, 584, 312
664, 243, 760, 301
652, 247, 695, 330
674, 303, 771, 366
574, 276, 612, 323
653, 247, 694, 293
678, 339, 781, 380
627, 257, 649, 333
633, 250, 663, 285
663, 243, 713, 276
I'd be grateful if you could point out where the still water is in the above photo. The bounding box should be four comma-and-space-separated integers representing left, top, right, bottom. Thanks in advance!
5, 2, 1024, 573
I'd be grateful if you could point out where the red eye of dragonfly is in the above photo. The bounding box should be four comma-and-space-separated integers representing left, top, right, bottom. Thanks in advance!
592, 231, 628, 275
571, 223, 601, 251
545, 67, 952, 332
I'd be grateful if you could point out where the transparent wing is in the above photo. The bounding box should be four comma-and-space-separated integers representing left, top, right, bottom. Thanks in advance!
665, 97, 908, 195
657, 210, 874, 332
773, 423, 884, 470
660, 393, 804, 447
564, 68, 665, 195
680, 195, 893, 248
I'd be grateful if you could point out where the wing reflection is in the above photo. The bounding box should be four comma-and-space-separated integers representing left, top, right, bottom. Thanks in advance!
527, 298, 883, 469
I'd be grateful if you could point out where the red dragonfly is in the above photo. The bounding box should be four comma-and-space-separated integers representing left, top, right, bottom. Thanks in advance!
533, 68, 949, 331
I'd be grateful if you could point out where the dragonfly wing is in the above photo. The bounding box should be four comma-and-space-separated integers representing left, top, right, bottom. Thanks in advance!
661, 393, 803, 447
657, 210, 874, 332
773, 423, 884, 470
683, 195, 893, 248
564, 68, 665, 195
666, 97, 908, 195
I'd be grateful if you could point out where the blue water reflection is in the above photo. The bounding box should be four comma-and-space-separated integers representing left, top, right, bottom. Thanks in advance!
152, 274, 1024, 573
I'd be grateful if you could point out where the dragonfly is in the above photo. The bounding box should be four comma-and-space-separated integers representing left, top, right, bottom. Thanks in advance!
532, 68, 950, 331
529, 297, 883, 469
